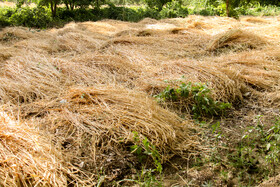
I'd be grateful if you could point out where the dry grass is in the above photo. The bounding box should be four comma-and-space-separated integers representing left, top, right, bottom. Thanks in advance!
241, 16, 271, 24
1, 15, 280, 185
207, 28, 268, 52
17, 86, 199, 174
0, 110, 93, 186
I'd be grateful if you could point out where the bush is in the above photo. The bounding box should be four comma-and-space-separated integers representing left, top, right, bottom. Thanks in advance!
72, 8, 97, 21
0, 8, 14, 27
159, 1, 188, 18
57, 8, 75, 21
100, 3, 155, 22
100, 3, 130, 20
9, 7, 51, 28
136, 7, 160, 20
144, 0, 172, 11
198, 6, 222, 16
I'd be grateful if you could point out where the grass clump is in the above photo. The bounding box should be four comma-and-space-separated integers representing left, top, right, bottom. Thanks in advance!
155, 80, 231, 119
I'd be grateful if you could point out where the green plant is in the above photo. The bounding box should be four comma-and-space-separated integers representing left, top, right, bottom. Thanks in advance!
143, 0, 173, 11
155, 79, 231, 119
159, 1, 188, 18
136, 168, 162, 187
0, 7, 15, 27
232, 116, 280, 180
264, 118, 280, 177
130, 131, 162, 173
9, 6, 51, 28
193, 116, 280, 186
120, 131, 163, 186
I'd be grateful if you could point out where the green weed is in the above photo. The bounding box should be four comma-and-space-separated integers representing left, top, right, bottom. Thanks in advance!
155, 80, 231, 119
196, 116, 280, 185
130, 131, 162, 173
118, 131, 163, 186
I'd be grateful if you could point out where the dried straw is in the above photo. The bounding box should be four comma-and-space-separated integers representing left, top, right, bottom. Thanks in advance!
0, 110, 93, 186
207, 28, 268, 52
1, 15, 280, 184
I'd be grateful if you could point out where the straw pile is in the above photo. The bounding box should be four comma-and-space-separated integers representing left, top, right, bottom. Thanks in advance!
207, 28, 268, 52
1, 15, 280, 185
17, 86, 198, 176
241, 16, 270, 24
0, 110, 91, 186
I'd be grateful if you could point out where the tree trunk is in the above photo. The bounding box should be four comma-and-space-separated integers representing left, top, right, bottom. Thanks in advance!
53, 3, 56, 17
96, 0, 99, 8
50, 1, 57, 18
70, 3, 74, 10
226, 0, 229, 17
65, 2, 69, 10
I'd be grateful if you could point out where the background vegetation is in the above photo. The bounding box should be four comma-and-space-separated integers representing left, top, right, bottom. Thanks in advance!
0, 0, 280, 28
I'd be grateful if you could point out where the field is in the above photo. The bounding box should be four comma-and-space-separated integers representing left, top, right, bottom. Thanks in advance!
0, 15, 280, 186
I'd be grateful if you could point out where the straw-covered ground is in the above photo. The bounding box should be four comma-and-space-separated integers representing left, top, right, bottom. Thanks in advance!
0, 15, 280, 186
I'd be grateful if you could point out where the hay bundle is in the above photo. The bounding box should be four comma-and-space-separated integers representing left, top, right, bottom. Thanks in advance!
241, 17, 270, 24
0, 46, 17, 62
221, 60, 280, 91
114, 29, 164, 37
0, 53, 64, 104
0, 110, 87, 186
0, 27, 35, 44
78, 21, 132, 36
16, 32, 103, 55
258, 174, 280, 187
138, 18, 158, 25
207, 28, 268, 52
18, 86, 198, 177
66, 53, 142, 88
215, 50, 280, 94
188, 21, 213, 30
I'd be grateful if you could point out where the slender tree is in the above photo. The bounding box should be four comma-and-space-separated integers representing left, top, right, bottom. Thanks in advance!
39, 0, 60, 17
226, 0, 229, 17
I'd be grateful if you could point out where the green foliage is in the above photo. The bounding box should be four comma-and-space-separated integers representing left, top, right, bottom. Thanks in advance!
159, 1, 188, 18
0, 8, 14, 27
258, 0, 280, 6
198, 116, 280, 185
144, 0, 173, 11
189, 0, 280, 17
135, 168, 163, 187
57, 8, 97, 21
241, 116, 280, 176
118, 168, 162, 187
250, 3, 280, 16
155, 80, 231, 119
130, 131, 162, 173
9, 6, 51, 28
127, 131, 163, 186
100, 3, 144, 21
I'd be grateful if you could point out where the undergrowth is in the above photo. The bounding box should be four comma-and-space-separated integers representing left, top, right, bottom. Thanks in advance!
195, 116, 280, 185
155, 79, 231, 119
118, 131, 163, 186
